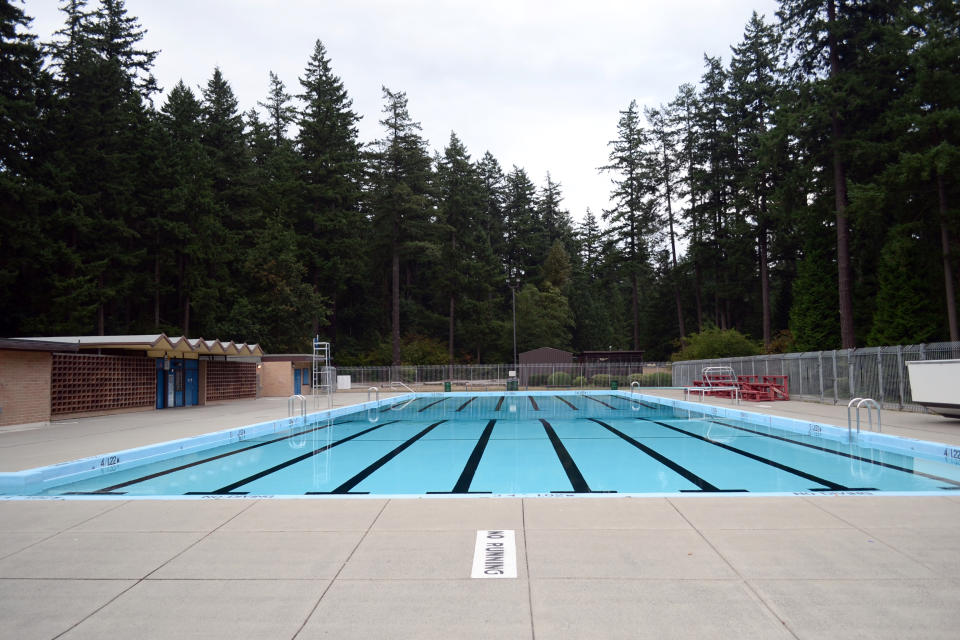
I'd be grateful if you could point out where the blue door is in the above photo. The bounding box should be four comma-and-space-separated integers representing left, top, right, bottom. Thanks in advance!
171, 359, 184, 407
156, 359, 165, 409
184, 359, 199, 406
294, 368, 302, 394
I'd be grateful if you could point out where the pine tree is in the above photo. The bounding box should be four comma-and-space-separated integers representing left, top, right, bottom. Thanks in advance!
601, 99, 657, 349
295, 40, 365, 343
368, 87, 436, 364
728, 12, 782, 349
0, 0, 49, 335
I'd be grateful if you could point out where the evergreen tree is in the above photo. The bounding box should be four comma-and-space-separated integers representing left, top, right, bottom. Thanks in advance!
601, 99, 656, 349
368, 87, 436, 364
295, 40, 365, 344
866, 223, 940, 345
0, 0, 48, 335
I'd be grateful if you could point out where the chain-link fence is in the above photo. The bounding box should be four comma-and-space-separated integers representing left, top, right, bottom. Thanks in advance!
334, 362, 673, 391
671, 342, 960, 411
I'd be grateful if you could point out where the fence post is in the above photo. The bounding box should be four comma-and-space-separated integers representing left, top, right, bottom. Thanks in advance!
877, 347, 885, 407
798, 355, 804, 396
896, 345, 904, 409
848, 349, 856, 398
818, 351, 824, 401
832, 350, 838, 404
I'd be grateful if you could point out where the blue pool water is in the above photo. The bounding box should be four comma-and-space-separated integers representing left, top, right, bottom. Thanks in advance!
10, 392, 960, 497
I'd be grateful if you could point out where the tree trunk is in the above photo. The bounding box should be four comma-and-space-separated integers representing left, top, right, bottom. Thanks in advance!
829, 0, 856, 349
97, 273, 105, 336
392, 238, 401, 365
694, 260, 704, 332
631, 272, 639, 350
939, 172, 959, 342
183, 293, 190, 337
154, 249, 160, 329
665, 169, 686, 347
449, 295, 455, 365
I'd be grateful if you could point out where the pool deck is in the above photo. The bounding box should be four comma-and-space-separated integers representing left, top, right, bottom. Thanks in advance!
2, 392, 960, 638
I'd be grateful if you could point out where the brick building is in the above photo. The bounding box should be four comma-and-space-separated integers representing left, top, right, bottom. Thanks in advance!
0, 335, 263, 427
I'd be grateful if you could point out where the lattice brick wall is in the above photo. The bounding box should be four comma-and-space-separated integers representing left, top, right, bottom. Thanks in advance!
51, 353, 154, 417
205, 361, 257, 401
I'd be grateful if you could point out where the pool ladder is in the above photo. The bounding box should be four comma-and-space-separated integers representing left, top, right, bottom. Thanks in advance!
847, 397, 881, 440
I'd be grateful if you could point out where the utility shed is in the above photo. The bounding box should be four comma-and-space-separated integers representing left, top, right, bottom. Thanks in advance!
519, 347, 574, 365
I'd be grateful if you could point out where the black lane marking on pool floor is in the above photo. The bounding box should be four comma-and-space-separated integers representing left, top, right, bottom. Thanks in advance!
457, 397, 477, 412
642, 418, 856, 491
540, 419, 592, 493
588, 418, 722, 491
204, 420, 403, 494
585, 396, 618, 410
418, 399, 446, 412
707, 419, 960, 488
310, 420, 448, 494
89, 419, 358, 493
495, 396, 505, 411
554, 396, 578, 410
528, 396, 540, 410
446, 419, 497, 493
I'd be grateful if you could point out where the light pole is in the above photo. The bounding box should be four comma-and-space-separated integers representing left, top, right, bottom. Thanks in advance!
507, 276, 519, 373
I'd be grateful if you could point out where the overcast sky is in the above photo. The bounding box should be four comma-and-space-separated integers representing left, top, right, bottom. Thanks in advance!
24, 0, 781, 222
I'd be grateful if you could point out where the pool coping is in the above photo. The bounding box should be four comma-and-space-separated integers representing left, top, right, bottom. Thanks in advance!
2, 390, 958, 498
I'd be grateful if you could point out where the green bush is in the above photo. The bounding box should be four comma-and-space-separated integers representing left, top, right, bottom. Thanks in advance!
591, 374, 611, 387
547, 372, 572, 387
528, 373, 548, 387
670, 327, 761, 361
573, 376, 587, 387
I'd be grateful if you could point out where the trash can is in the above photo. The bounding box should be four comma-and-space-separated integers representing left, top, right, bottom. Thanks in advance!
444, 381, 451, 392
507, 379, 519, 391
611, 380, 618, 390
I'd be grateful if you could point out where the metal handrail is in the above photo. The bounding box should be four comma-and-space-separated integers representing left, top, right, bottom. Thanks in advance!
367, 386, 380, 403
391, 381, 414, 394
630, 381, 640, 393
287, 394, 306, 417
847, 397, 881, 439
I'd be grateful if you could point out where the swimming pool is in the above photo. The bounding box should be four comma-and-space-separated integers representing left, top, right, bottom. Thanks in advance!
3, 392, 960, 497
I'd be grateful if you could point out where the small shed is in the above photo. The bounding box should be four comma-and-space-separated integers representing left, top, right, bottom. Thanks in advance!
518, 347, 574, 386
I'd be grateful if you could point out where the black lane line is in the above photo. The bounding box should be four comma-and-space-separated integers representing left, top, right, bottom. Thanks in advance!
450, 419, 497, 493
529, 396, 540, 410
589, 418, 720, 491
321, 420, 447, 494
642, 418, 851, 491
208, 420, 402, 494
708, 419, 960, 488
540, 419, 591, 493
495, 396, 505, 411
457, 397, 476, 412
585, 396, 617, 409
555, 396, 579, 410
418, 399, 446, 412
94, 419, 356, 493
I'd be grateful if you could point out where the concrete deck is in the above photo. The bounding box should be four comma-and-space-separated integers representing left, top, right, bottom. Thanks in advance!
3, 392, 960, 638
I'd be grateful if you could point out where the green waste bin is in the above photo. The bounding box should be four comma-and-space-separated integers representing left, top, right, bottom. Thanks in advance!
611, 380, 618, 390
444, 381, 451, 392
507, 379, 519, 391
